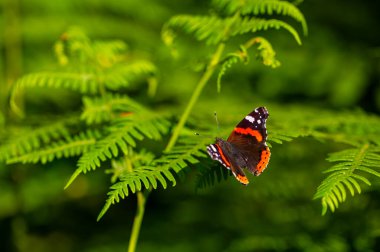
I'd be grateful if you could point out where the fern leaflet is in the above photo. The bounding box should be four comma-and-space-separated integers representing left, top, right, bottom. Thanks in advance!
81, 94, 145, 125
12, 60, 156, 96
97, 136, 210, 220
232, 17, 302, 45
65, 112, 170, 189
0, 118, 75, 161
163, 15, 302, 46
213, 0, 308, 35
195, 162, 230, 190
313, 144, 380, 215
6, 130, 101, 164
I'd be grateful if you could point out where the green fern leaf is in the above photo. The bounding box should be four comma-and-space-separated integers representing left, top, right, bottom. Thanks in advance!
97, 136, 210, 220
254, 37, 281, 67
163, 15, 226, 45
163, 15, 302, 46
217, 53, 241, 92
314, 144, 380, 215
232, 17, 302, 45
81, 94, 145, 125
6, 130, 100, 164
213, 0, 308, 35
217, 37, 280, 91
54, 27, 127, 67
12, 60, 156, 97
12, 72, 100, 94
195, 162, 230, 190
65, 112, 170, 189
103, 60, 157, 90
0, 118, 74, 162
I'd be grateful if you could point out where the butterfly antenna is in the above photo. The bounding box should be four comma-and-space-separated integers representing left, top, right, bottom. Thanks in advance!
214, 111, 220, 131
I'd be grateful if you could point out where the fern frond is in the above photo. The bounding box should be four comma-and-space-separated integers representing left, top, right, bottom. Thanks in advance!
232, 17, 302, 45
195, 162, 230, 190
254, 37, 281, 68
6, 130, 101, 164
163, 15, 225, 45
217, 53, 241, 92
81, 94, 145, 125
12, 60, 156, 96
314, 144, 380, 215
97, 136, 210, 220
217, 37, 280, 91
12, 72, 100, 94
65, 112, 171, 189
213, 0, 308, 35
268, 129, 306, 145
55, 27, 127, 67
163, 15, 302, 46
103, 60, 157, 90
0, 119, 74, 162
106, 150, 156, 183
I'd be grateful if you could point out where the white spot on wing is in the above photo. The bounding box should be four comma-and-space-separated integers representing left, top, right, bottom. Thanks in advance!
257, 119, 261, 124
210, 144, 217, 152
245, 115, 255, 123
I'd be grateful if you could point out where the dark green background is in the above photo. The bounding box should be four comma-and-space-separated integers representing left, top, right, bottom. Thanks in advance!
1, 0, 380, 251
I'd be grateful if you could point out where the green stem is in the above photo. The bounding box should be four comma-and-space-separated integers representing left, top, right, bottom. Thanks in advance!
128, 190, 148, 252
126, 44, 226, 252
165, 43, 226, 151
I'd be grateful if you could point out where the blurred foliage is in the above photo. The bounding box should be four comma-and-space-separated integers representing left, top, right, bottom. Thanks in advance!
1, 0, 380, 252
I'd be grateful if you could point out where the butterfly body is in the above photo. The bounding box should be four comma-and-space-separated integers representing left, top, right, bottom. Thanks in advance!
207, 107, 271, 185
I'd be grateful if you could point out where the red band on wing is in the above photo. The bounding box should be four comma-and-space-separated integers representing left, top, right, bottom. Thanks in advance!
236, 174, 249, 185
234, 127, 263, 142
256, 147, 271, 175
215, 144, 231, 167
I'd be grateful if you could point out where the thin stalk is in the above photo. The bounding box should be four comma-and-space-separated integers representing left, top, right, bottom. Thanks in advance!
165, 43, 226, 151
125, 43, 226, 252
128, 190, 148, 252
126, 43, 226, 252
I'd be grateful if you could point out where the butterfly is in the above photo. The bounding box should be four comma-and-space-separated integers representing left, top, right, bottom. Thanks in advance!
206, 107, 271, 185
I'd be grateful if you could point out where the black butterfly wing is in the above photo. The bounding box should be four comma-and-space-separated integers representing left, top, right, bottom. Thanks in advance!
227, 107, 271, 176
207, 141, 249, 185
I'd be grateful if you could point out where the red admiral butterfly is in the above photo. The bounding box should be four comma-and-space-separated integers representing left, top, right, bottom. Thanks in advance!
207, 107, 271, 185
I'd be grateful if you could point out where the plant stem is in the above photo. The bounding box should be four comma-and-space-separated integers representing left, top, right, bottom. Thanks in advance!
125, 43, 226, 252
126, 43, 226, 252
165, 43, 226, 151
124, 153, 148, 252
128, 190, 148, 252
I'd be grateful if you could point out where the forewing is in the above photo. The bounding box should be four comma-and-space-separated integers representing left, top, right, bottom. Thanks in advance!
227, 107, 270, 175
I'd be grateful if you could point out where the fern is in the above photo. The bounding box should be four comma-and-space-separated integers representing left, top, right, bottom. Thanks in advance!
54, 27, 127, 67
163, 15, 302, 46
217, 53, 241, 92
81, 94, 145, 125
6, 130, 101, 164
65, 111, 171, 188
163, 0, 306, 46
106, 150, 156, 183
313, 144, 380, 215
217, 37, 280, 91
233, 17, 302, 44
102, 60, 157, 91
195, 162, 230, 190
213, 0, 308, 35
3, 28, 170, 208
97, 136, 210, 220
0, 118, 75, 161
11, 60, 156, 96
162, 0, 305, 103
11, 28, 157, 117
254, 37, 281, 68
